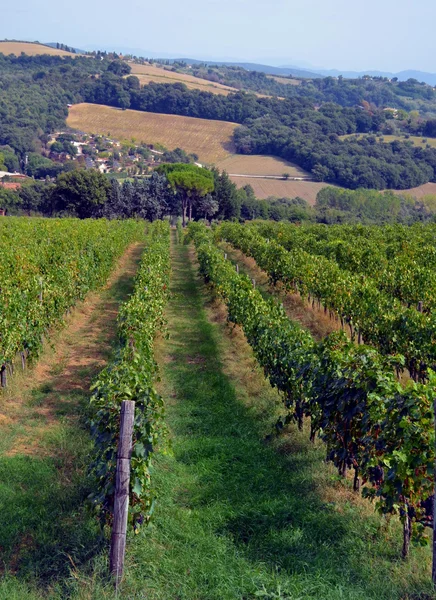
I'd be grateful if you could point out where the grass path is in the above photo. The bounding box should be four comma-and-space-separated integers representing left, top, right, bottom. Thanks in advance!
0, 243, 144, 597
120, 233, 433, 600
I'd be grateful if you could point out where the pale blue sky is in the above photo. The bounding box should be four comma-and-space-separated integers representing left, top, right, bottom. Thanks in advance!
1, 0, 435, 72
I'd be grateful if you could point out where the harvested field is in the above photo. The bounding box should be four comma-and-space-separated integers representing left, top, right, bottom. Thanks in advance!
129, 63, 237, 96
267, 75, 301, 86
216, 154, 309, 177
0, 41, 75, 56
391, 182, 436, 198
230, 177, 331, 204
230, 176, 436, 204
67, 103, 238, 163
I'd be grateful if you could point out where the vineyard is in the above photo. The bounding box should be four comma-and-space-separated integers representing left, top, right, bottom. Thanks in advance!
1, 217, 436, 599
0, 217, 144, 382
187, 221, 436, 561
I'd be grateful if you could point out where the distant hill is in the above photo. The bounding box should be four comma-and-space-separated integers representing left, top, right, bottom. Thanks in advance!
0, 40, 77, 57
173, 59, 322, 79
46, 42, 86, 54
60, 41, 436, 84
281, 65, 436, 86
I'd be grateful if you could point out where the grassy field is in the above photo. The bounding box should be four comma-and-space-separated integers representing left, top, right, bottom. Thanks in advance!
68, 103, 238, 163
216, 154, 309, 177
0, 41, 75, 56
342, 132, 436, 148
230, 176, 330, 203
1, 233, 435, 599
129, 63, 237, 96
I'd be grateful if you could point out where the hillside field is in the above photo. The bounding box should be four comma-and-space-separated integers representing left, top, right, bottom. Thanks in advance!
267, 75, 301, 86
392, 182, 436, 198
230, 177, 436, 204
230, 177, 330, 203
0, 41, 75, 56
129, 63, 237, 96
67, 103, 238, 163
216, 155, 309, 177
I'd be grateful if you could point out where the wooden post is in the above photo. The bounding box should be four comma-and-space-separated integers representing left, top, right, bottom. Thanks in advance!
0, 365, 6, 388
236, 264, 239, 274
252, 279, 256, 289
224, 253, 227, 260
417, 301, 423, 313
110, 400, 135, 589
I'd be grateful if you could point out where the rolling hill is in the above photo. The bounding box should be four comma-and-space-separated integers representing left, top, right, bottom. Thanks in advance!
229, 177, 330, 204
128, 63, 238, 96
67, 104, 311, 174
67, 103, 238, 163
216, 155, 309, 177
0, 41, 76, 56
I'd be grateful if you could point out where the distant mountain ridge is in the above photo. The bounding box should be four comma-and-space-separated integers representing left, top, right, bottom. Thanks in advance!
282, 66, 436, 86
42, 41, 436, 86
172, 59, 323, 79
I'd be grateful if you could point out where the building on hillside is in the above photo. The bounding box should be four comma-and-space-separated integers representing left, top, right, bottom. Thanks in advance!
0, 182, 22, 190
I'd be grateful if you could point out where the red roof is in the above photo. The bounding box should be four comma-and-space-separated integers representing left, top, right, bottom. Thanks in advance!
0, 182, 22, 190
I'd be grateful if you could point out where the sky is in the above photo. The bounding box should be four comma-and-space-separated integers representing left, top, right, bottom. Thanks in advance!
1, 0, 435, 73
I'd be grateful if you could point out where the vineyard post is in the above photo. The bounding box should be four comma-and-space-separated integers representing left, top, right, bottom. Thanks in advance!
39, 278, 43, 304
252, 279, 256, 289
110, 400, 135, 589
417, 301, 423, 313
236, 264, 239, 274
0, 365, 6, 388
224, 253, 227, 260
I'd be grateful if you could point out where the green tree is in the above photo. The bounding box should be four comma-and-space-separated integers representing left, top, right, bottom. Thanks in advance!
107, 60, 131, 76
197, 194, 219, 223
52, 170, 111, 218
211, 168, 241, 220
157, 163, 214, 226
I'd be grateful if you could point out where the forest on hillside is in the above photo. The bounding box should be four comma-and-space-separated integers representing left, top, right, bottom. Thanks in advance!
3, 53, 436, 189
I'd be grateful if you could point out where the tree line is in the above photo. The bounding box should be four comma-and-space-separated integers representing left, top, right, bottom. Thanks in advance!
0, 166, 301, 223
2, 166, 435, 226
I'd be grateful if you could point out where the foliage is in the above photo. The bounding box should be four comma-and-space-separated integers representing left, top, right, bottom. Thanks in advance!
89, 221, 170, 530
157, 163, 214, 225
0, 217, 144, 369
187, 221, 436, 555
51, 170, 111, 218
315, 186, 433, 224
217, 221, 436, 381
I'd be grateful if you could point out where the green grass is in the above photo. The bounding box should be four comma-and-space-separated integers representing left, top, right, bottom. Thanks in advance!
1, 235, 434, 599
0, 245, 144, 600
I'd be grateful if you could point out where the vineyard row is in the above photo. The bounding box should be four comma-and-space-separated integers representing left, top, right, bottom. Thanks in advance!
187, 222, 435, 559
